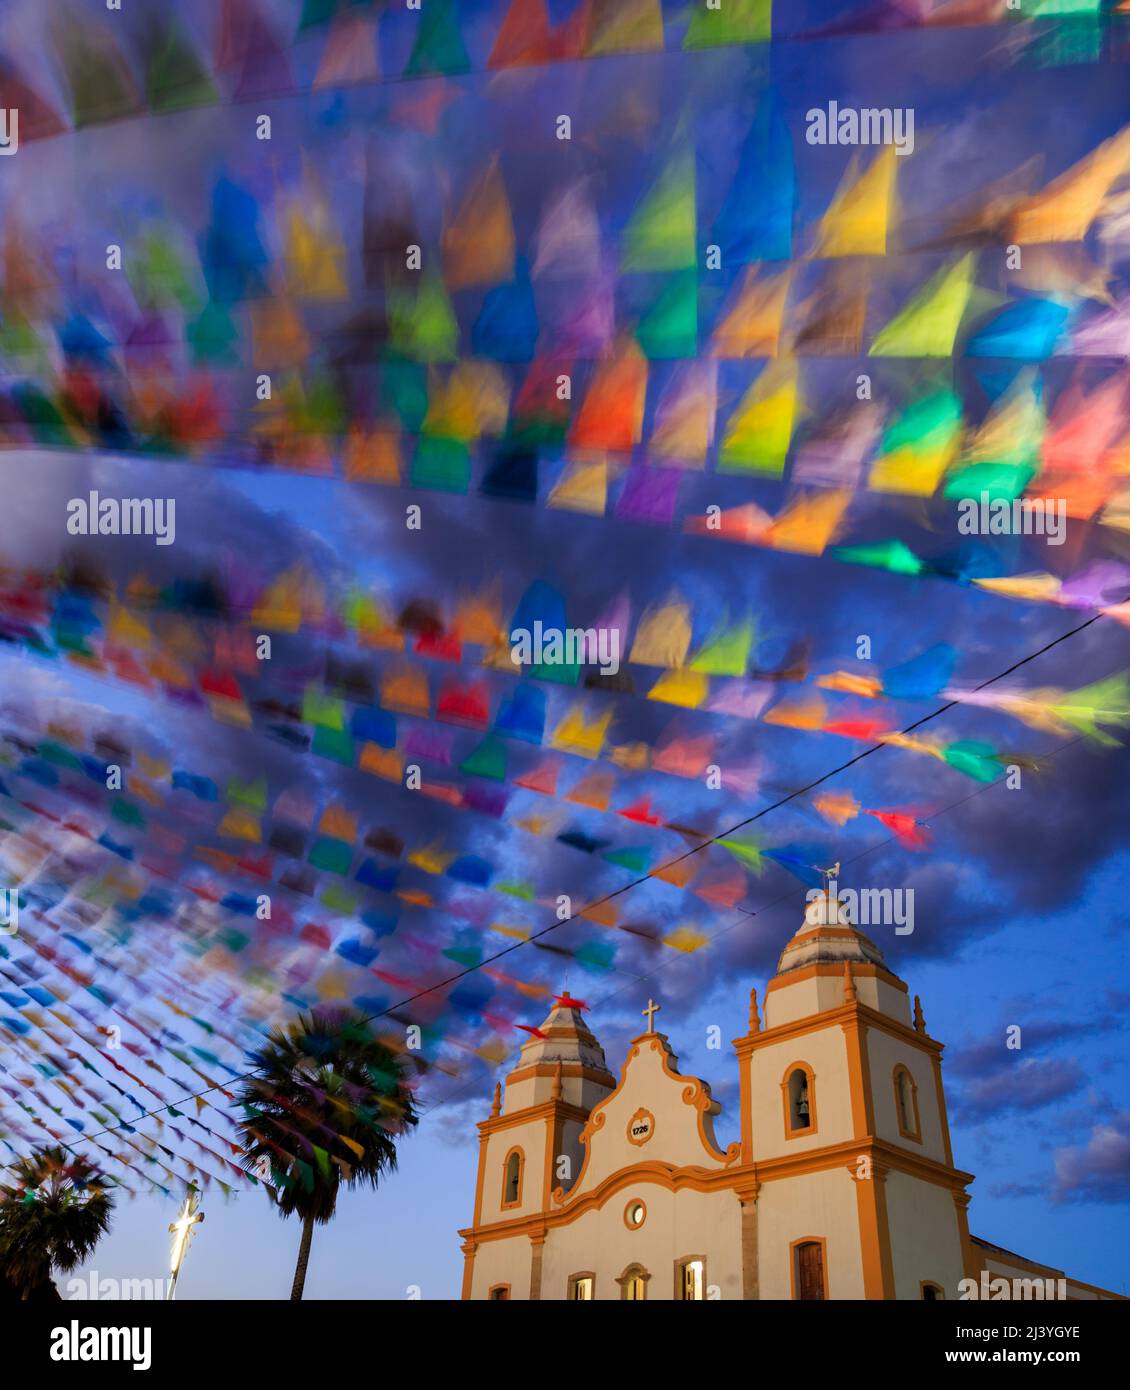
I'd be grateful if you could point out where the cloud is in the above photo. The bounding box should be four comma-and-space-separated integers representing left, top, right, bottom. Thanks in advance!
952, 1058, 1085, 1122
1053, 1111, 1130, 1204
947, 1010, 1128, 1079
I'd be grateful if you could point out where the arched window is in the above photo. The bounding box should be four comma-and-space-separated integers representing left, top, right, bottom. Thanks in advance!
500, 1147, 524, 1209
893, 1065, 921, 1142
791, 1239, 827, 1301
921, 1281, 944, 1300
568, 1273, 595, 1300
781, 1063, 817, 1138
617, 1264, 650, 1301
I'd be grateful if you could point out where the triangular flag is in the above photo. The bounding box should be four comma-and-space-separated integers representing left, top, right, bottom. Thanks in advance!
812, 149, 898, 258
869, 254, 975, 358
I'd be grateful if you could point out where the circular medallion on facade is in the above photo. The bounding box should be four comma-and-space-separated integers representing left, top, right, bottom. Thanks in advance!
627, 1107, 655, 1147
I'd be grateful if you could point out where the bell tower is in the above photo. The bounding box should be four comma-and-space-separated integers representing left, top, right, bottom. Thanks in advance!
460, 993, 616, 1299
733, 889, 976, 1299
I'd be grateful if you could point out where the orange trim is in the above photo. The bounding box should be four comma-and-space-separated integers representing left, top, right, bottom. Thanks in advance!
765, 960, 908, 996
842, 1015, 876, 1138
789, 1236, 829, 1300
505, 1061, 616, 1088
738, 1038, 754, 1165
616, 1263, 650, 1300
462, 1142, 975, 1245
543, 1109, 559, 1210
627, 1107, 656, 1147
931, 1051, 955, 1167
460, 1240, 476, 1300
852, 1160, 895, 1299
954, 1192, 979, 1282
735, 999, 939, 1063
555, 1035, 736, 1205
479, 1098, 589, 1136
623, 1197, 647, 1230
842, 1016, 893, 1299
471, 1129, 490, 1227
780, 1061, 819, 1140
893, 1064, 922, 1143
500, 1146, 525, 1210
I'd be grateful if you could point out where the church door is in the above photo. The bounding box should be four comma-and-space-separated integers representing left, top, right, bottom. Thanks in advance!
795, 1242, 825, 1300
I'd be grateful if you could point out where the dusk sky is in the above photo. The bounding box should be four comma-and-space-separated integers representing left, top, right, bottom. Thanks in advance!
1, 0, 1128, 1300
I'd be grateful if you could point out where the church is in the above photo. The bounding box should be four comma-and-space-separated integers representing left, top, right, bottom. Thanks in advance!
458, 890, 1122, 1300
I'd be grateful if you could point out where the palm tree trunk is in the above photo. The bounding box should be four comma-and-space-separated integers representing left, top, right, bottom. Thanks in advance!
290, 1212, 316, 1300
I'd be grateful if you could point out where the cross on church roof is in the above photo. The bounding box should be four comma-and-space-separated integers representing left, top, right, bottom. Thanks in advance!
642, 998, 661, 1032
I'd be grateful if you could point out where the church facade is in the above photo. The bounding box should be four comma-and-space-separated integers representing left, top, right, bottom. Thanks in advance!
458, 891, 1121, 1300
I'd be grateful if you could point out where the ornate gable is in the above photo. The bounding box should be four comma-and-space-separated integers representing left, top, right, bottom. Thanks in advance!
554, 1031, 739, 1205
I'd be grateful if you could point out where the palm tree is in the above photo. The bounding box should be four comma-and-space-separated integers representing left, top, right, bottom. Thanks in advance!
236, 1007, 419, 1300
0, 1147, 114, 1298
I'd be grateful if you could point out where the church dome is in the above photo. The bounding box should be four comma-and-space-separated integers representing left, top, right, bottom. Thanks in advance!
511, 994, 615, 1077
774, 890, 889, 976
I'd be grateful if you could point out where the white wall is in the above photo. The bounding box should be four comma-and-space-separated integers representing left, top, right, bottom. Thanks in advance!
748, 1025, 855, 1160
884, 1169, 965, 1298
539, 1184, 743, 1300
757, 1168, 865, 1298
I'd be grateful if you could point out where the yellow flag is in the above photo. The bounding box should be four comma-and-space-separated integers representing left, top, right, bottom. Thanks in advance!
630, 597, 693, 666
217, 807, 262, 843
663, 924, 710, 953
719, 360, 800, 476
284, 200, 348, 300
813, 149, 897, 258
972, 573, 1063, 603
647, 668, 709, 708
869, 254, 975, 358
548, 459, 608, 514
549, 704, 614, 758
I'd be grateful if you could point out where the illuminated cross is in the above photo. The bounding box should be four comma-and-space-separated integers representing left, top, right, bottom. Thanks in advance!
166, 1189, 204, 1301
642, 998, 661, 1032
